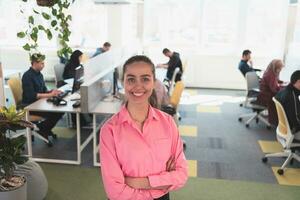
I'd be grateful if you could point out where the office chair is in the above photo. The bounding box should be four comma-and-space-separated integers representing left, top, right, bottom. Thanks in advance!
161, 81, 186, 149
262, 97, 300, 175
7, 78, 53, 147
53, 63, 66, 88
168, 67, 181, 96
238, 72, 271, 129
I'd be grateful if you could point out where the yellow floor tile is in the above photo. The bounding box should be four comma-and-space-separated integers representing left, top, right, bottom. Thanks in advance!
272, 167, 300, 186
258, 140, 283, 153
53, 127, 76, 139
187, 160, 197, 177
197, 105, 221, 113
184, 89, 198, 96
179, 125, 197, 137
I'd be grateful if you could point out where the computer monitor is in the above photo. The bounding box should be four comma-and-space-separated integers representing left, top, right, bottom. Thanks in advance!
112, 68, 119, 96
72, 65, 84, 94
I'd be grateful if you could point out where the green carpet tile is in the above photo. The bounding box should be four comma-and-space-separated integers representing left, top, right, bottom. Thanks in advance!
41, 163, 300, 200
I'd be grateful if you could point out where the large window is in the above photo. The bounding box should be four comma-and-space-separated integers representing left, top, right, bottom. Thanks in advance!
144, 0, 289, 57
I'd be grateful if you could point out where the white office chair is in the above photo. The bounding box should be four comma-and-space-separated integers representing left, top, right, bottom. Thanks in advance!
262, 97, 300, 175
168, 67, 181, 96
53, 63, 65, 88
238, 72, 271, 129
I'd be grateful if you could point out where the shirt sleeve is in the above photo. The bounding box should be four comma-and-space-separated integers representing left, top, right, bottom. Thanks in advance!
267, 73, 280, 94
99, 123, 153, 200
22, 74, 37, 103
148, 116, 188, 191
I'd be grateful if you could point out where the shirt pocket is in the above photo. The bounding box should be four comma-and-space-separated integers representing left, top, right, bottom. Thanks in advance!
153, 138, 172, 163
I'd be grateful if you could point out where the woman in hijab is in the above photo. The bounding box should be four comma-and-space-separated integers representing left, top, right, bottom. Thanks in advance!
257, 59, 285, 126
63, 50, 83, 79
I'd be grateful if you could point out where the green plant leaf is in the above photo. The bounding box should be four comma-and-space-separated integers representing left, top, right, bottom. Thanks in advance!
38, 25, 45, 30
30, 32, 38, 42
51, 8, 57, 16
28, 16, 34, 24
66, 15, 72, 21
46, 29, 53, 40
33, 27, 38, 34
23, 44, 30, 51
17, 32, 26, 38
33, 9, 39, 14
51, 20, 57, 27
42, 12, 51, 20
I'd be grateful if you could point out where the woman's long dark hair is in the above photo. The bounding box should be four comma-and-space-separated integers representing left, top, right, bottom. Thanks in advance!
68, 50, 83, 68
122, 55, 158, 108
63, 50, 83, 79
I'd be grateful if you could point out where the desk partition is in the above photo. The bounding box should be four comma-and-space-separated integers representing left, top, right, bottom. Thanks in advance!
80, 41, 142, 113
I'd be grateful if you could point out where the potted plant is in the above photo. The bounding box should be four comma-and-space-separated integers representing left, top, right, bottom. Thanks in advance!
18, 0, 75, 63
36, 0, 55, 7
0, 106, 33, 200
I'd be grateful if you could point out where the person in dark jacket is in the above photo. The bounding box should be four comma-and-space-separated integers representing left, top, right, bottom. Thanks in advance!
22, 53, 64, 138
257, 59, 285, 126
157, 48, 183, 82
275, 70, 300, 138
238, 49, 261, 77
63, 50, 83, 80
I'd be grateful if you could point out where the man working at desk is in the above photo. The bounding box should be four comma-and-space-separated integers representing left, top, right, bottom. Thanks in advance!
157, 48, 183, 83
22, 53, 64, 139
91, 42, 111, 58
238, 49, 261, 77
275, 70, 300, 138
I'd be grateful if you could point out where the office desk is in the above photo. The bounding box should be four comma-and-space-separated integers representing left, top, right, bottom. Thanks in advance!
90, 97, 123, 166
25, 95, 93, 165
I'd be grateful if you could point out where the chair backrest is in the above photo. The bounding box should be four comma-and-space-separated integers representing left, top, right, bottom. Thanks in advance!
170, 81, 185, 108
245, 71, 259, 91
272, 97, 294, 147
53, 63, 65, 83
272, 97, 291, 136
169, 67, 181, 95
7, 78, 23, 108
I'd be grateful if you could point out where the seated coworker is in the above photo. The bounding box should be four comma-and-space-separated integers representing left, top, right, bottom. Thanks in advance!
275, 70, 300, 139
238, 49, 261, 77
157, 48, 183, 83
91, 42, 111, 58
22, 53, 64, 138
257, 59, 284, 126
63, 50, 83, 80
63, 50, 91, 126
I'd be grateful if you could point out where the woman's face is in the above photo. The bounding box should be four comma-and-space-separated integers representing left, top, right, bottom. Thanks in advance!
123, 62, 155, 105
79, 54, 83, 63
276, 61, 284, 73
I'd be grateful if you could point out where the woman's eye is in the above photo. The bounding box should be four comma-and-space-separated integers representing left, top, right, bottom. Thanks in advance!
127, 78, 135, 84
142, 77, 150, 82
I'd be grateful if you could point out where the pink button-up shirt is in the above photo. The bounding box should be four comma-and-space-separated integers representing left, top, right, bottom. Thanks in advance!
99, 105, 188, 200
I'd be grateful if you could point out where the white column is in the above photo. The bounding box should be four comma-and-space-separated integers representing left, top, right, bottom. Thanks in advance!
107, 5, 123, 47
0, 62, 5, 107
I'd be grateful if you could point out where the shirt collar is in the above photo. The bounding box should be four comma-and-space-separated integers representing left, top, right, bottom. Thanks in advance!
119, 104, 159, 124
30, 67, 41, 75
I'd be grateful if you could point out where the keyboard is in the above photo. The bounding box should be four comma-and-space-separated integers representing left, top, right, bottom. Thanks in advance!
57, 90, 70, 99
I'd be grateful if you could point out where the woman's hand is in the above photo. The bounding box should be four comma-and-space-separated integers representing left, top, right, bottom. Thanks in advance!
125, 177, 151, 189
166, 155, 176, 172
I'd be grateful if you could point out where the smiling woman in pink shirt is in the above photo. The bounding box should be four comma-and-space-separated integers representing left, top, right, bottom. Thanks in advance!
99, 55, 188, 200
